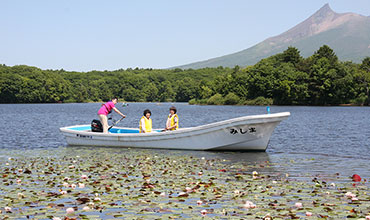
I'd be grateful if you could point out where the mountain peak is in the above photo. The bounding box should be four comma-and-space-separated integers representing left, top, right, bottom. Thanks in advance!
310, 3, 336, 24
316, 3, 334, 15
266, 3, 363, 44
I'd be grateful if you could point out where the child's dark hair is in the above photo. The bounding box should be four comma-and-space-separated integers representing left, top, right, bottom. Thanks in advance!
143, 109, 151, 116
170, 106, 177, 114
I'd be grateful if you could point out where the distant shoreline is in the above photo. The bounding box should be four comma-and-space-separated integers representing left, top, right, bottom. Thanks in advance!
0, 101, 368, 107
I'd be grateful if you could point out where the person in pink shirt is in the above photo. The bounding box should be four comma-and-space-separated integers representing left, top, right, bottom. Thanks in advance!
98, 97, 126, 133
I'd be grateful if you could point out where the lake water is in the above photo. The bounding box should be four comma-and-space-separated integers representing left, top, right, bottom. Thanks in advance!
0, 103, 369, 180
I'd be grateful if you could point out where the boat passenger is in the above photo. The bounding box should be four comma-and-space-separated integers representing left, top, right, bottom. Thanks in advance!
165, 106, 178, 131
98, 97, 126, 133
140, 109, 152, 133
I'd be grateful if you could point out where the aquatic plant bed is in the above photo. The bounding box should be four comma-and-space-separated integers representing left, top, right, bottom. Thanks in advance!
0, 148, 369, 219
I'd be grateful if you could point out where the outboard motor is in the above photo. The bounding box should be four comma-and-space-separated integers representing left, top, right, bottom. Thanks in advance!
91, 119, 103, 132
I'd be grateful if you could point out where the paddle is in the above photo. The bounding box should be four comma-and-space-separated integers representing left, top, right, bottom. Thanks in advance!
108, 116, 125, 131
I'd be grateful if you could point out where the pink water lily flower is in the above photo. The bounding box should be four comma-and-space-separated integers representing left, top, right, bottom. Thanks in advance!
4, 207, 12, 212
66, 207, 74, 214
201, 209, 207, 216
365, 215, 370, 220
81, 174, 88, 179
295, 202, 303, 208
185, 187, 192, 192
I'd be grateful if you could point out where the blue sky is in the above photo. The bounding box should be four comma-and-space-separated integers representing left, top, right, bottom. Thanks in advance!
1, 0, 369, 71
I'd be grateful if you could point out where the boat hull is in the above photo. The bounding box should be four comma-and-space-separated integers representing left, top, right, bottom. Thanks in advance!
60, 112, 290, 151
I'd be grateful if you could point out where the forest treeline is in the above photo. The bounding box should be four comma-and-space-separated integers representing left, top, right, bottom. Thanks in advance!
1, 45, 370, 105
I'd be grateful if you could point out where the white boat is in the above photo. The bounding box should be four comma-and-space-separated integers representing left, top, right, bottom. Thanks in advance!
60, 112, 290, 151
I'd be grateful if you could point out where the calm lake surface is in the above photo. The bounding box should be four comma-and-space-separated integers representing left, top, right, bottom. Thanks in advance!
0, 103, 369, 179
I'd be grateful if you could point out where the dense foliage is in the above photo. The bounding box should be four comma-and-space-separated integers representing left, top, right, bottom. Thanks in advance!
1, 45, 369, 105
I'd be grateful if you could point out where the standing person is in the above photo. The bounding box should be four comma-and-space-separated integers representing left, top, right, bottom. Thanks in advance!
165, 106, 178, 131
140, 109, 152, 133
98, 97, 126, 133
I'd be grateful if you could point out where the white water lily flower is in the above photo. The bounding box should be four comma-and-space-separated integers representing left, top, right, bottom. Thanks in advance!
295, 202, 303, 208
4, 207, 11, 212
345, 192, 356, 198
17, 192, 24, 198
244, 201, 256, 209
82, 206, 90, 211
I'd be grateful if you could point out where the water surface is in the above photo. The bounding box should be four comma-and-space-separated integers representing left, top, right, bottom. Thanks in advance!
0, 103, 369, 178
